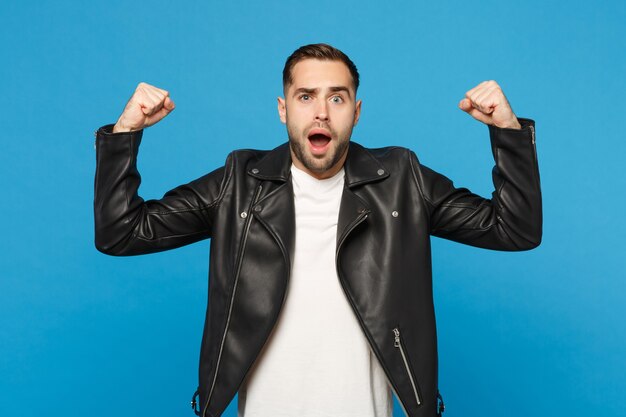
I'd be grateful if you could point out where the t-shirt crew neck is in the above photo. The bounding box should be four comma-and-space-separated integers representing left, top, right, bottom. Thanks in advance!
237, 163, 392, 417
290, 163, 346, 189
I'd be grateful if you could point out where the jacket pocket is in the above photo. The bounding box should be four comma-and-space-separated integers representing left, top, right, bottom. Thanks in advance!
392, 326, 422, 406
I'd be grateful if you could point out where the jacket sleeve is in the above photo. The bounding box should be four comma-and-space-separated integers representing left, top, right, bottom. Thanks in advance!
93, 124, 230, 256
411, 118, 542, 251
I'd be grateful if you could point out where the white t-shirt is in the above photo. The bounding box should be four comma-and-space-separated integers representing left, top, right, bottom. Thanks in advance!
237, 164, 392, 417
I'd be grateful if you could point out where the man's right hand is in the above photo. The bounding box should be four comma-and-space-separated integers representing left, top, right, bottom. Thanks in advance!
112, 82, 175, 133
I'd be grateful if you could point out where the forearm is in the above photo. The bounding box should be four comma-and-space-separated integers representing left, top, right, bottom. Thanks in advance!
94, 125, 146, 254
486, 117, 542, 249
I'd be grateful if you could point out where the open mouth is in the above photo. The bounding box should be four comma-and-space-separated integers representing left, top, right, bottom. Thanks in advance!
307, 129, 332, 153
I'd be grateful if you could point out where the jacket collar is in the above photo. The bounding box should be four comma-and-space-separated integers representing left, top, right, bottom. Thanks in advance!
248, 141, 389, 187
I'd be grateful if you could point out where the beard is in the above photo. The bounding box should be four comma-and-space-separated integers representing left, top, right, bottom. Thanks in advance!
287, 122, 351, 175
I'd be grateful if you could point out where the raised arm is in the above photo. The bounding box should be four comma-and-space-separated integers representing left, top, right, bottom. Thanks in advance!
94, 83, 229, 256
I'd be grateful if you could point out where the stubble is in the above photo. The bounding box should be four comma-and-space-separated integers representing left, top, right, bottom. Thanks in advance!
287, 123, 351, 175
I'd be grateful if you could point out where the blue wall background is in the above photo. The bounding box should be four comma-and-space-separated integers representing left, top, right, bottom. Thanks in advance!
1, 1, 624, 416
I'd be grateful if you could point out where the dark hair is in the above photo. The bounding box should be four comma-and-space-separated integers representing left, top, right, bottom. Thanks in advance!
282, 43, 360, 94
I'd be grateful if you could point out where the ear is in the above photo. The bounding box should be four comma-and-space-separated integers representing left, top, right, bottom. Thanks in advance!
277, 97, 286, 124
353, 99, 362, 126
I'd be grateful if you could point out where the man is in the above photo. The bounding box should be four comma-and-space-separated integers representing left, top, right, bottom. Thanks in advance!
94, 44, 541, 417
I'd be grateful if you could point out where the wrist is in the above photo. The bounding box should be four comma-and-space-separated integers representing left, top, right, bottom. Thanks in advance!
112, 120, 132, 133
112, 115, 141, 133
494, 117, 521, 130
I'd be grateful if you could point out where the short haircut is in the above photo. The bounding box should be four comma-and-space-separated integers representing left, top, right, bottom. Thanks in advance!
282, 43, 360, 95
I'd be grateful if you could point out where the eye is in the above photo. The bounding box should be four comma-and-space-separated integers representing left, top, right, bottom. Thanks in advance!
330, 95, 344, 104
299, 94, 311, 101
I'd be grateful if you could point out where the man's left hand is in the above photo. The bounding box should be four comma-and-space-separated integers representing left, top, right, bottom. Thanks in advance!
459, 80, 521, 129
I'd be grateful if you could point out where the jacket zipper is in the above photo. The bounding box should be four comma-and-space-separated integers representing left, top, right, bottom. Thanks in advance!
335, 209, 412, 416
529, 124, 537, 165
529, 124, 539, 179
393, 327, 422, 406
202, 184, 264, 417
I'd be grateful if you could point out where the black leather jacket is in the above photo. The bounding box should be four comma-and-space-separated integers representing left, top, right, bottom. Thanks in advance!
94, 118, 541, 417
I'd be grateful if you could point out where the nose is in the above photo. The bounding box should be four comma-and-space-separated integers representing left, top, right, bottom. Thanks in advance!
315, 100, 329, 122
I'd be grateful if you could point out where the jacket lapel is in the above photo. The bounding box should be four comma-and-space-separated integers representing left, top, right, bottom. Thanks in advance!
252, 181, 296, 267
247, 142, 295, 265
337, 142, 389, 246
336, 187, 370, 248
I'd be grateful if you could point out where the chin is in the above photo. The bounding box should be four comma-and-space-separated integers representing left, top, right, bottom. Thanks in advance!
303, 157, 334, 173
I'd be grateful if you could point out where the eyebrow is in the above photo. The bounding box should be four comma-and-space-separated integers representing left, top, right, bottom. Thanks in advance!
292, 86, 353, 99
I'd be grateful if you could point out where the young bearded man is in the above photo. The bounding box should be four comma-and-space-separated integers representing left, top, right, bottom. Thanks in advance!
94, 43, 541, 417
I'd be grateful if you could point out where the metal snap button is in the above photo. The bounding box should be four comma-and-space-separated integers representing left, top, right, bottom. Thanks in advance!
392, 211, 398, 217
251, 168, 259, 174
240, 211, 247, 218
377, 169, 385, 176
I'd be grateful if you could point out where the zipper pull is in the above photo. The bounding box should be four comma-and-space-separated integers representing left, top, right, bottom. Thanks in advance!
191, 389, 200, 415
393, 327, 400, 347
437, 391, 445, 415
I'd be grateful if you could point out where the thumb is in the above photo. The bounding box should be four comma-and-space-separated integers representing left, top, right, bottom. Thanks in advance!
458, 98, 492, 125
458, 98, 472, 112
164, 96, 176, 111
144, 101, 175, 127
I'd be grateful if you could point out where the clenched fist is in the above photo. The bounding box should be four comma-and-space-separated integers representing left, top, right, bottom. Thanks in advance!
458, 80, 521, 129
112, 82, 175, 133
